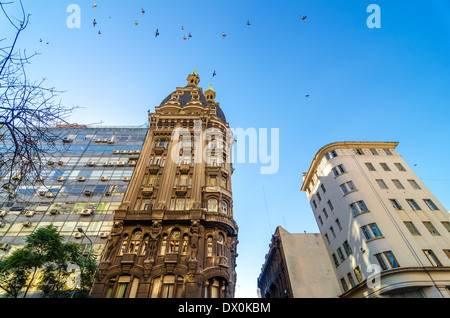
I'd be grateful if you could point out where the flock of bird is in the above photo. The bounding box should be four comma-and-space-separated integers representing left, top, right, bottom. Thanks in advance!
41, 3, 308, 80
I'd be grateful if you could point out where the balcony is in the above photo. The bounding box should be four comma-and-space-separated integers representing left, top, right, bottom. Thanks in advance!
179, 164, 190, 174
121, 253, 136, 265
154, 146, 165, 155
175, 186, 187, 196
148, 164, 160, 174
141, 186, 154, 196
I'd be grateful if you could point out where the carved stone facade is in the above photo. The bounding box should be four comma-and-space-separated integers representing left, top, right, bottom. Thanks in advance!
91, 71, 238, 298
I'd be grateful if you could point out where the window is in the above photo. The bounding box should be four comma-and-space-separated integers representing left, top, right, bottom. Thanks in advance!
330, 226, 336, 238
353, 266, 364, 283
312, 199, 317, 209
370, 149, 379, 155
317, 192, 321, 201
404, 221, 421, 236
204, 278, 227, 298
384, 251, 400, 268
369, 223, 383, 238
110, 276, 131, 298
392, 179, 405, 189
380, 163, 391, 171
384, 149, 393, 155
408, 179, 421, 190
323, 208, 328, 219
152, 275, 184, 298
335, 219, 342, 231
181, 234, 189, 255
327, 200, 334, 211
340, 181, 357, 195
207, 236, 213, 257
394, 163, 406, 171
374, 253, 388, 270
119, 234, 128, 255
361, 225, 373, 240
340, 278, 348, 292
332, 253, 339, 267
175, 198, 185, 211
423, 250, 442, 267
324, 233, 330, 244
337, 248, 346, 262
423, 199, 438, 211
332, 164, 346, 177
406, 199, 421, 211
365, 162, 376, 171
128, 230, 143, 254
318, 215, 323, 226
389, 199, 403, 210
343, 241, 352, 256
354, 149, 365, 155
423, 222, 440, 236
160, 234, 168, 255
221, 201, 228, 214
347, 273, 356, 288
350, 200, 369, 216
442, 222, 450, 233
169, 230, 181, 254
443, 250, 450, 260
376, 179, 388, 189
208, 199, 218, 212
320, 184, 326, 193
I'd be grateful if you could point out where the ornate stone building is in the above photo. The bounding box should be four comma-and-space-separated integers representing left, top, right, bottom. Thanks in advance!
90, 71, 238, 298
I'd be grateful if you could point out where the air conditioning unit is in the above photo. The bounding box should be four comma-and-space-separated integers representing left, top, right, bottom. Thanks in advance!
0, 210, 7, 217
12, 174, 21, 180
62, 138, 72, 143
101, 139, 108, 143
57, 177, 65, 182
100, 176, 108, 181
88, 161, 96, 166
108, 162, 114, 166
94, 139, 101, 143
99, 232, 109, 239
133, 150, 141, 154
105, 191, 112, 196
123, 177, 130, 182
113, 150, 120, 155
25, 211, 35, 217
74, 232, 83, 239
127, 150, 134, 154
129, 161, 136, 166
36, 176, 44, 181
117, 161, 125, 166
38, 191, 46, 197
45, 193, 55, 198
0, 243, 10, 251
22, 222, 31, 227
47, 161, 55, 166
49, 209, 59, 215
84, 190, 92, 196
78, 177, 86, 182
80, 209, 93, 216
58, 161, 64, 166
107, 139, 114, 144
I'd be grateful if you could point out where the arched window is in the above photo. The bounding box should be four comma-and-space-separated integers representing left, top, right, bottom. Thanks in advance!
208, 199, 218, 212
141, 234, 149, 256
128, 229, 142, 254
217, 233, 225, 257
106, 275, 139, 298
221, 201, 228, 214
169, 230, 181, 254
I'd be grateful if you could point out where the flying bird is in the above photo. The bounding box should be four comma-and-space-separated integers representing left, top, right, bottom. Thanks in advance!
183, 35, 186, 41
247, 20, 250, 26
305, 94, 310, 97
39, 39, 42, 43
141, 8, 145, 15
135, 20, 138, 27
181, 26, 184, 31
98, 31, 101, 35
222, 32, 226, 39
155, 29, 159, 37
93, 3, 97, 10
301, 15, 307, 21
93, 19, 97, 27
188, 32, 192, 39
213, 71, 216, 77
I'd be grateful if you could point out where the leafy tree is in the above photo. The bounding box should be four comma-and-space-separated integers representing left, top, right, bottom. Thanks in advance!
0, 225, 98, 298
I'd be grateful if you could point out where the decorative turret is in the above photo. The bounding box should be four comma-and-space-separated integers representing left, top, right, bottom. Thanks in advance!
186, 69, 200, 87
205, 84, 216, 102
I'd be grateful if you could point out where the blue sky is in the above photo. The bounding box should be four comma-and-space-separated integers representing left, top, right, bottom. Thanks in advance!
2, 0, 450, 297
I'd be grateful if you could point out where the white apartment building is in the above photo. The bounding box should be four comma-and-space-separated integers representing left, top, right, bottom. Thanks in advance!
301, 141, 450, 298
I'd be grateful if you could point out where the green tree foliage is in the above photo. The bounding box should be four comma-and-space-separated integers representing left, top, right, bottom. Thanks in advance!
0, 225, 98, 298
